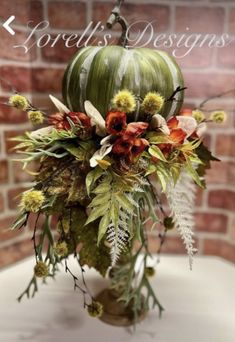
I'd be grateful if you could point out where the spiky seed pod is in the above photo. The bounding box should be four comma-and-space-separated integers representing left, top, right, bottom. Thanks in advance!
192, 109, 205, 123
9, 94, 29, 110
34, 261, 49, 278
20, 190, 45, 213
54, 241, 68, 257
210, 110, 227, 123
87, 301, 103, 318
141, 92, 164, 115
112, 89, 136, 113
28, 110, 44, 125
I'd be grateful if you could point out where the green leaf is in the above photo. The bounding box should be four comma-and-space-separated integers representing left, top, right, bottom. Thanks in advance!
88, 192, 111, 208
148, 145, 167, 162
85, 202, 110, 225
93, 181, 111, 194
156, 169, 167, 192
185, 158, 204, 188
63, 144, 85, 160
145, 164, 156, 176
148, 134, 169, 144
85, 167, 103, 195
110, 200, 119, 229
98, 213, 111, 245
10, 212, 28, 230
170, 164, 181, 184
116, 194, 134, 213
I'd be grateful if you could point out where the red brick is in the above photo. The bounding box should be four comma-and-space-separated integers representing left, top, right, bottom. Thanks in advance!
230, 216, 235, 241
205, 161, 235, 186
147, 234, 196, 254
0, 29, 36, 62
203, 239, 235, 263
0, 97, 28, 124
48, 1, 86, 29
0, 216, 21, 242
0, 239, 33, 268
4, 130, 26, 154
205, 161, 227, 185
208, 190, 235, 211
227, 162, 235, 185
0, 0, 43, 26
12, 161, 35, 184
217, 42, 235, 68
0, 193, 4, 212
0, 160, 8, 184
176, 45, 213, 69
31, 95, 58, 114
183, 72, 235, 98
93, 2, 169, 32
195, 212, 227, 233
0, 66, 32, 93
31, 68, 64, 93
195, 188, 203, 207
215, 134, 235, 158
8, 187, 29, 210
41, 35, 78, 63
228, 8, 235, 34
175, 6, 224, 33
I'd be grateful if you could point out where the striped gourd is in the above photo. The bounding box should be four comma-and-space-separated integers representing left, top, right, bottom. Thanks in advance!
62, 46, 184, 119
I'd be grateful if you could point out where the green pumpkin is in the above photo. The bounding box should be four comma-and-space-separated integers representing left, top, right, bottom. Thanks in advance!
62, 45, 184, 119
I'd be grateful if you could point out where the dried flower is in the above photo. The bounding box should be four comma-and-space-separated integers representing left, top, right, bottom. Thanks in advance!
210, 110, 227, 123
106, 111, 127, 135
192, 110, 205, 123
124, 122, 149, 137
141, 92, 164, 114
34, 261, 49, 278
144, 267, 155, 277
48, 111, 91, 131
9, 94, 28, 110
21, 190, 45, 213
28, 110, 44, 125
54, 241, 68, 257
87, 301, 103, 318
112, 89, 136, 113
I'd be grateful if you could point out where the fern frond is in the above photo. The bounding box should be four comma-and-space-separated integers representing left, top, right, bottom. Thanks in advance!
166, 170, 197, 269
106, 218, 130, 266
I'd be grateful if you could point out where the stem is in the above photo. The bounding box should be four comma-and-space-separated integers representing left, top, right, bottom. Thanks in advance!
106, 0, 129, 47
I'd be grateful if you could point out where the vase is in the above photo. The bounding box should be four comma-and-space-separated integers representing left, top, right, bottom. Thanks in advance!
95, 288, 147, 326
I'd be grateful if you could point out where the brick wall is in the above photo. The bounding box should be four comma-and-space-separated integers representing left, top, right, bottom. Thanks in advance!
0, 0, 234, 268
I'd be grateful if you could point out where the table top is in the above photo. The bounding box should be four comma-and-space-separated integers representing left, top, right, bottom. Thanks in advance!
0, 255, 235, 342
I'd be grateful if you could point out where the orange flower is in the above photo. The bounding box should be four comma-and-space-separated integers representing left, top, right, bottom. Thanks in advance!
106, 111, 127, 135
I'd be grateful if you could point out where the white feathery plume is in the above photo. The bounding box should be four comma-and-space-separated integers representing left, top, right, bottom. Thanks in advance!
166, 170, 197, 269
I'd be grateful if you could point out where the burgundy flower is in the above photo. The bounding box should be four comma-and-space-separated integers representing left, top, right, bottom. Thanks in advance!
106, 111, 127, 135
48, 111, 91, 131
130, 138, 149, 158
112, 136, 133, 155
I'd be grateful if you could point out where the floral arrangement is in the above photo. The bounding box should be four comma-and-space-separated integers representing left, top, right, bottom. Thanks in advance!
8, 88, 226, 322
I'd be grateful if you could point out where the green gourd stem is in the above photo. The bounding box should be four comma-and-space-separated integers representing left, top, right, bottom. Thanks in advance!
106, 0, 129, 47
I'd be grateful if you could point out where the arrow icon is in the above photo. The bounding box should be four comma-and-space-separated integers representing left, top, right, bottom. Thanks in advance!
3, 15, 15, 35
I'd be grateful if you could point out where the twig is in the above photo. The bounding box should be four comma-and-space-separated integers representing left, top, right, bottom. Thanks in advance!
166, 86, 187, 103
